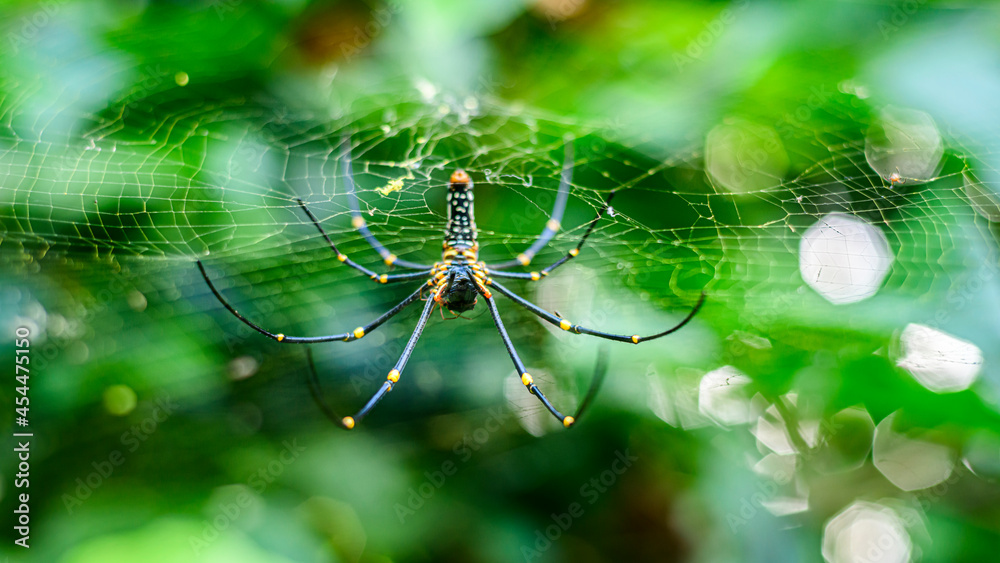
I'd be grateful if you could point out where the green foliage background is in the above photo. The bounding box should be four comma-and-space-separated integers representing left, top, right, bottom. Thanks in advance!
2, 0, 1000, 562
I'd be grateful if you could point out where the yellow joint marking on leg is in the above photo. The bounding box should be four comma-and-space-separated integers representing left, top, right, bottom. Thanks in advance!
353, 327, 365, 339
559, 319, 571, 331
569, 248, 580, 257
517, 253, 530, 266
631, 335, 640, 344
546, 219, 561, 231
384, 254, 397, 266
473, 278, 491, 298
276, 333, 285, 342
337, 254, 347, 262
387, 369, 400, 383
562, 416, 575, 428
530, 271, 540, 281
379, 274, 388, 283
351, 216, 366, 229
342, 416, 356, 429
521, 373, 533, 386
434, 284, 447, 302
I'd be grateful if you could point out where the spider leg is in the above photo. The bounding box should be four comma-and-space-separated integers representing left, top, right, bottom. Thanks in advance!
297, 198, 431, 280
197, 260, 428, 343
305, 347, 352, 429
339, 135, 431, 270
488, 190, 616, 282
330, 295, 437, 429
479, 288, 577, 427
490, 140, 574, 269
488, 278, 705, 344
574, 345, 610, 422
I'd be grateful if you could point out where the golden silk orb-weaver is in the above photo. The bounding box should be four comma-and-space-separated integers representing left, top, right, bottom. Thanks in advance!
197, 139, 705, 429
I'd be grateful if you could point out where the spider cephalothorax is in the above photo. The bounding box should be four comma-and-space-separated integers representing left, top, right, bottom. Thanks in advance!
197, 139, 705, 430
438, 267, 480, 313
427, 251, 492, 315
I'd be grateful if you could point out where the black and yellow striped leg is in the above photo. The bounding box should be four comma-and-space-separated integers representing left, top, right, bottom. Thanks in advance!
480, 290, 576, 428
339, 137, 431, 270
489, 279, 706, 344
339, 295, 437, 429
371, 270, 437, 284
491, 140, 574, 269
197, 260, 426, 343
488, 191, 617, 282
297, 198, 431, 279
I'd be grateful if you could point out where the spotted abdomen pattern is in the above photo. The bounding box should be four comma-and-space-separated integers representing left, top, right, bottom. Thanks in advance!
445, 170, 477, 250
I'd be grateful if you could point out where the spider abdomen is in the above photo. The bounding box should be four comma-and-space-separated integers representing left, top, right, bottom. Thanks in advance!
445, 170, 477, 249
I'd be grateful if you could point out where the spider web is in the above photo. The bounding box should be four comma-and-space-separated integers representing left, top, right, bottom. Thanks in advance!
2, 81, 995, 283
2, 68, 999, 402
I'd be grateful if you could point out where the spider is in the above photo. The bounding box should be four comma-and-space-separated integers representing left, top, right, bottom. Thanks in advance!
888, 168, 905, 186
197, 140, 706, 430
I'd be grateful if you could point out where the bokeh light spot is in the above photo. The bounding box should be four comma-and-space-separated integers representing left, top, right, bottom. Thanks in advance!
873, 411, 955, 491
865, 105, 944, 183
799, 213, 893, 304
896, 323, 982, 393
103, 384, 137, 416
697, 365, 754, 426
822, 500, 912, 563
705, 119, 789, 194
